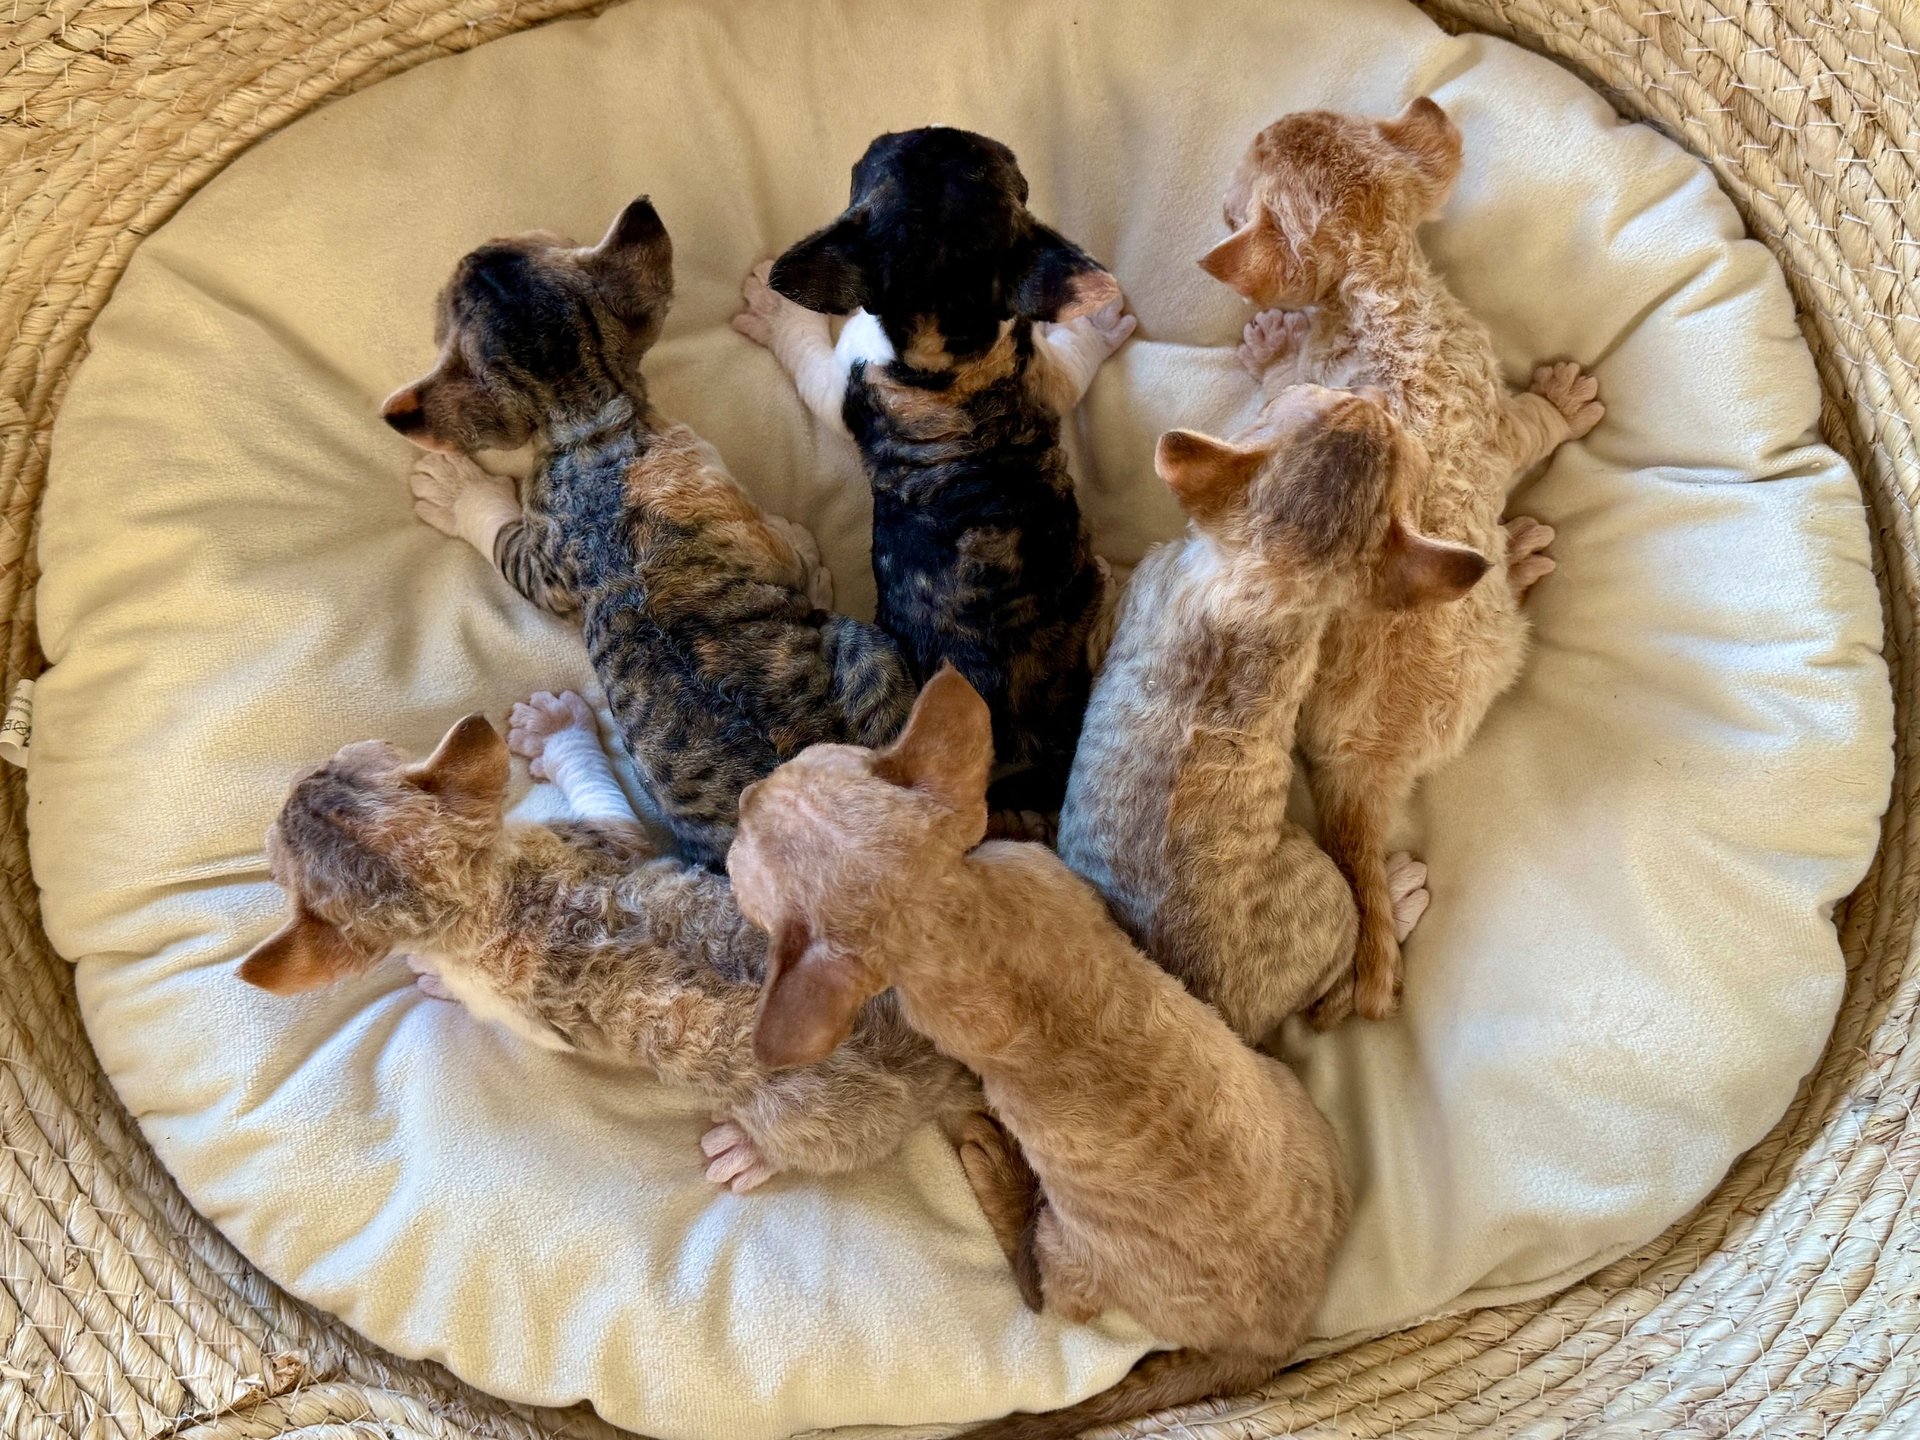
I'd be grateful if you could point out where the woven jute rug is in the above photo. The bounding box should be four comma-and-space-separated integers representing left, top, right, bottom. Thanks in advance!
2, 3, 1915, 1436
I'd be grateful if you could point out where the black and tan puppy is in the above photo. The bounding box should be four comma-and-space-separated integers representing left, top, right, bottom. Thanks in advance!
384, 198, 916, 870
736, 127, 1135, 822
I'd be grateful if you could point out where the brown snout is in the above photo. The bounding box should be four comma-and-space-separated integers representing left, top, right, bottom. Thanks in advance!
380, 385, 454, 452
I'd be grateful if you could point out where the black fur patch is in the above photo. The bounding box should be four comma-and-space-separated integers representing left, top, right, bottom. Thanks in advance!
772, 128, 1110, 811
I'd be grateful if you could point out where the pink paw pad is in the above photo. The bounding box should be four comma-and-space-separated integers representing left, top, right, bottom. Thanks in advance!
1238, 308, 1310, 378
1505, 516, 1557, 599
1386, 852, 1430, 944
507, 691, 596, 780
701, 1120, 777, 1194
1530, 361, 1605, 439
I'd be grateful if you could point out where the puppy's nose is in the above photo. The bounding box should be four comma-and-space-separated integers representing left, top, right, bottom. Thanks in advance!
381, 388, 426, 434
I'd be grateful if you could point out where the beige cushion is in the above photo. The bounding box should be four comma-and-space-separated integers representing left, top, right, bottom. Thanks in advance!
30, 0, 1891, 1434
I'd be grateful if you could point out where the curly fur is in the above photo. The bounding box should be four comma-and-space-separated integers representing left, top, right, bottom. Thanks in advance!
1061, 385, 1485, 1040
387, 199, 916, 869
237, 716, 975, 1188
1205, 100, 1603, 1024
728, 669, 1349, 1438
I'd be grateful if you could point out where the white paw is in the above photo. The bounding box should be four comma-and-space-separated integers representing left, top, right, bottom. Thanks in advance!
1505, 516, 1557, 599
806, 564, 835, 611
732, 259, 821, 350
409, 450, 491, 538
1239, 308, 1311, 378
508, 690, 596, 780
1041, 298, 1137, 359
1530, 361, 1605, 439
402, 954, 454, 1002
701, 1119, 778, 1193
1079, 297, 1138, 356
1386, 852, 1430, 944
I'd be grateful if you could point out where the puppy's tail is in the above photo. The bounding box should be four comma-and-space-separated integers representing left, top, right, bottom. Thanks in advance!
960, 1350, 1280, 1440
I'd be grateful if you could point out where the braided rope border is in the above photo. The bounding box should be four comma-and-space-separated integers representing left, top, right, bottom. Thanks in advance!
2, 2, 1913, 1435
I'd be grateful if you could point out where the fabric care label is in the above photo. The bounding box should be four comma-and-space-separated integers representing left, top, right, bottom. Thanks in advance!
1, 678, 33, 768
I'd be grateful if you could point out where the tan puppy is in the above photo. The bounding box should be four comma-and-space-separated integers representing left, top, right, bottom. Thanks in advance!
727, 668, 1349, 1439
235, 702, 976, 1194
1060, 385, 1486, 1040
1203, 99, 1605, 1024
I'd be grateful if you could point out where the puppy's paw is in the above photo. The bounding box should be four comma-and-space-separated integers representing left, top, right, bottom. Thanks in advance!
774, 515, 821, 573
410, 451, 487, 537
1239, 308, 1311, 378
1080, 297, 1138, 356
806, 564, 835, 611
953, 1113, 1045, 1311
701, 1119, 778, 1194
508, 690, 596, 780
734, 259, 822, 350
402, 954, 454, 1002
1040, 297, 1138, 359
1504, 516, 1557, 599
1385, 852, 1431, 944
1530, 361, 1605, 439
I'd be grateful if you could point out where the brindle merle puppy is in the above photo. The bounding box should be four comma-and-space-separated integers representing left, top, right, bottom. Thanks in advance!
383, 198, 915, 870
735, 127, 1135, 821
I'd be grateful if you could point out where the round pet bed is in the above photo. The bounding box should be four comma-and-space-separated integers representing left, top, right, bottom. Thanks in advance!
3, 3, 1915, 1440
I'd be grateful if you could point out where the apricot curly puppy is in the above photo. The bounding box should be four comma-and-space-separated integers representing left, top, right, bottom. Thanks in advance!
1205, 99, 1605, 1024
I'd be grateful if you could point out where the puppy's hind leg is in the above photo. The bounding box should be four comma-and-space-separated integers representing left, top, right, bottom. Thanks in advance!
1305, 761, 1414, 1028
945, 1110, 1045, 1311
1237, 825, 1358, 1036
1029, 1204, 1106, 1324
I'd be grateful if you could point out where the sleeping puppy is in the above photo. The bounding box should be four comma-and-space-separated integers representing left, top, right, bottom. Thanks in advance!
735, 127, 1135, 822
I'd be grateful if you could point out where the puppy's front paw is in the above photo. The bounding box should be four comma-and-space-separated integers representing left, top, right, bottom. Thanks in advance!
1504, 516, 1557, 599
409, 451, 484, 537
1531, 361, 1605, 439
701, 1119, 778, 1193
1239, 308, 1311, 378
732, 259, 824, 351
410, 450, 515, 545
508, 690, 596, 780
806, 564, 835, 611
1079, 297, 1137, 356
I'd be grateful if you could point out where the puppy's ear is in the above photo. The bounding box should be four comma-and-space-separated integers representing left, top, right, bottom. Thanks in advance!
407, 714, 509, 821
588, 195, 675, 324
770, 215, 868, 314
873, 665, 993, 829
237, 911, 369, 995
1155, 428, 1265, 521
1012, 223, 1119, 322
1378, 97, 1463, 212
1378, 520, 1490, 608
1198, 210, 1303, 302
753, 915, 869, 1069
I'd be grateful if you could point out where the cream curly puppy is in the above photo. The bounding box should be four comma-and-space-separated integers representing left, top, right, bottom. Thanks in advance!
1205, 98, 1605, 1025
